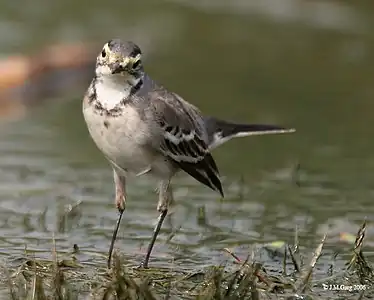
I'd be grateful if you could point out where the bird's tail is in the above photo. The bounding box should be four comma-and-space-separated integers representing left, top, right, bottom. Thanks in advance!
204, 117, 295, 150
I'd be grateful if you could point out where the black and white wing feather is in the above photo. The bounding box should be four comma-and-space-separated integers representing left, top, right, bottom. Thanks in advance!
149, 89, 224, 197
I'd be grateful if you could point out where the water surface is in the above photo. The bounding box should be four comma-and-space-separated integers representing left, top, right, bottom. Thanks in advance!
0, 0, 373, 292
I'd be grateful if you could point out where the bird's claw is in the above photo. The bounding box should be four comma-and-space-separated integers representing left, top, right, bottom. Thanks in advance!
137, 261, 149, 269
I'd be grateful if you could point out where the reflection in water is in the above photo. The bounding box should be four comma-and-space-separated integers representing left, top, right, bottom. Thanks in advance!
0, 0, 373, 283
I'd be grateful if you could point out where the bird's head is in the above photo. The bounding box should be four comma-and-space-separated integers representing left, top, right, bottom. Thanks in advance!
95, 39, 143, 78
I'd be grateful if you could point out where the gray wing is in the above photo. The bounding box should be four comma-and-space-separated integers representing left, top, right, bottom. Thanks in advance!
149, 88, 224, 196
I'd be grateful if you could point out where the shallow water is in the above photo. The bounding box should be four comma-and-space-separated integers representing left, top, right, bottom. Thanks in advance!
0, 0, 374, 295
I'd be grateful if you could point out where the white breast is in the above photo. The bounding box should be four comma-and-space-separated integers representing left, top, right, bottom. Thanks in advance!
84, 93, 166, 180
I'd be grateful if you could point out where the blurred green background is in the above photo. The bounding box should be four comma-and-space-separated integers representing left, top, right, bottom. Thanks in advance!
0, 0, 373, 274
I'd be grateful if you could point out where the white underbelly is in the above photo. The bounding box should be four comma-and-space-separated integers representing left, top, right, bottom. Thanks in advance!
83, 105, 172, 178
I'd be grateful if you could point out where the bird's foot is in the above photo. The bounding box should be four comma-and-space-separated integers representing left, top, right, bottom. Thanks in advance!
137, 261, 149, 269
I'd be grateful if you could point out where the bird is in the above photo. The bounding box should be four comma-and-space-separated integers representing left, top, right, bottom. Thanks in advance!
82, 39, 295, 269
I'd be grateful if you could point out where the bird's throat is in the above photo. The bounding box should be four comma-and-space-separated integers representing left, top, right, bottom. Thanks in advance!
93, 74, 143, 111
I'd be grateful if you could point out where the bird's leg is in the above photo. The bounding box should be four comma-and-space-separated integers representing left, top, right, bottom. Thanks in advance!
107, 169, 127, 268
141, 180, 172, 268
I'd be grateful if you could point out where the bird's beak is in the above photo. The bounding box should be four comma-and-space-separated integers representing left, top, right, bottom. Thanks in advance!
110, 56, 131, 74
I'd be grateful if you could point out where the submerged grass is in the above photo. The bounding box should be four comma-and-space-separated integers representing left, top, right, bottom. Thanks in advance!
2, 220, 373, 300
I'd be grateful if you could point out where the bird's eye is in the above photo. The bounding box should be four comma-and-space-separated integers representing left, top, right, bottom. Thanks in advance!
101, 50, 106, 58
132, 60, 140, 69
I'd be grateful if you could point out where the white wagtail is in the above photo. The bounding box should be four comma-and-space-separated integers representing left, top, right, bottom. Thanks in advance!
82, 39, 295, 268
